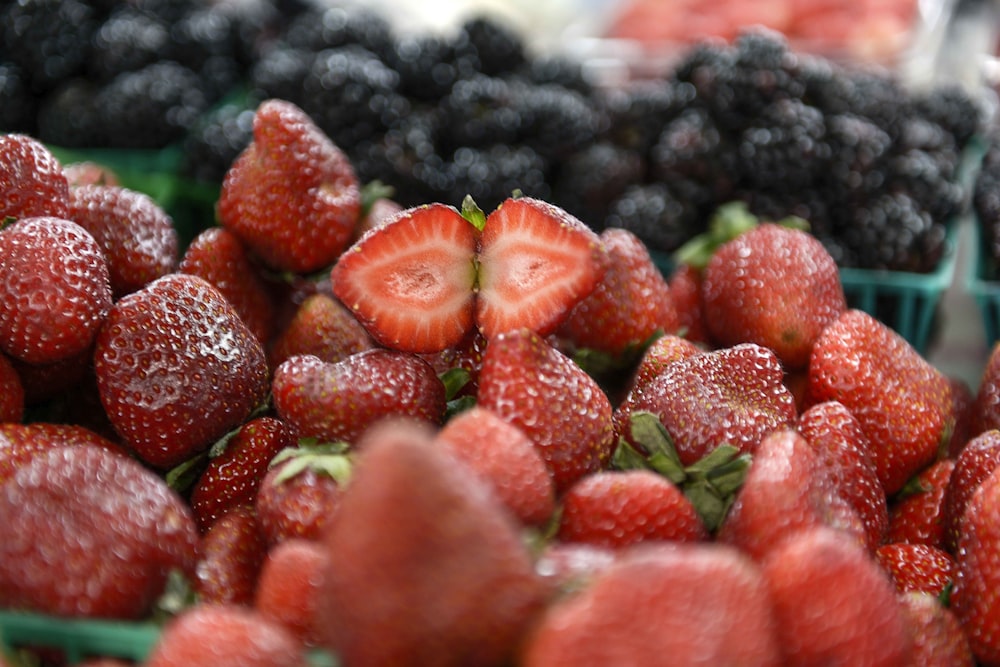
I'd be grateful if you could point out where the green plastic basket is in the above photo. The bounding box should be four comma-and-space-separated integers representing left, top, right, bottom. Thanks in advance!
0, 610, 338, 666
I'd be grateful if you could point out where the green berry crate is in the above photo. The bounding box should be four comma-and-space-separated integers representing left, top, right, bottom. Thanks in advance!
966, 218, 1000, 348
0, 609, 338, 666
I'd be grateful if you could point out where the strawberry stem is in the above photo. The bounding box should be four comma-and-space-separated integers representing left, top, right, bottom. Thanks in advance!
460, 195, 487, 231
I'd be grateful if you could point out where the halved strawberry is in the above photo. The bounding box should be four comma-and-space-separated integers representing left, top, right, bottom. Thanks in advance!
331, 203, 477, 354
476, 197, 606, 339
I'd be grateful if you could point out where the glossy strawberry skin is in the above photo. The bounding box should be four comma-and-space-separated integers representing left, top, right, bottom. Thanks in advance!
667, 263, 711, 345
557, 469, 708, 548
808, 308, 953, 496
0, 134, 70, 220
267, 292, 374, 371
255, 455, 346, 547
0, 216, 113, 364
69, 184, 179, 298
179, 226, 276, 346
218, 98, 361, 274
618, 343, 797, 467
942, 429, 1000, 554
0, 445, 199, 619
970, 342, 1000, 437
0, 422, 127, 484
272, 349, 446, 445
0, 353, 24, 422
898, 592, 975, 667
886, 458, 954, 548
875, 542, 956, 596
194, 506, 268, 606
189, 416, 298, 533
558, 227, 679, 356
254, 538, 328, 646
476, 328, 616, 493
94, 273, 270, 470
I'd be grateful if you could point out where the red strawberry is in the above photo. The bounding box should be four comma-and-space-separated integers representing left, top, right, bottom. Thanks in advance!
808, 308, 953, 495
0, 353, 24, 422
0, 216, 112, 365
435, 405, 556, 526
970, 340, 1000, 437
194, 505, 267, 606
255, 538, 328, 646
760, 526, 912, 666
144, 604, 306, 667
64, 160, 120, 187
898, 591, 975, 667
272, 349, 446, 445
557, 469, 708, 548
942, 428, 1000, 554
533, 541, 618, 595
0, 422, 127, 484
69, 184, 179, 298
701, 220, 846, 370
717, 428, 866, 561
950, 464, 1000, 665
0, 444, 199, 619
267, 292, 374, 370
666, 262, 710, 344
797, 400, 889, 550
189, 416, 298, 533
94, 273, 270, 470
886, 458, 954, 548
476, 196, 606, 340
875, 542, 956, 596
0, 133, 70, 220
617, 343, 797, 467
317, 418, 549, 667
558, 227, 678, 356
254, 444, 350, 546
520, 542, 782, 666
947, 375, 975, 458
476, 328, 615, 493
218, 98, 361, 274
7, 346, 92, 406
179, 226, 277, 346
419, 326, 489, 398
331, 202, 478, 353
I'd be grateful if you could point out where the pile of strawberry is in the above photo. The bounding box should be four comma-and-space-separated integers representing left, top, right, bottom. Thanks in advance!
2, 98, 1000, 667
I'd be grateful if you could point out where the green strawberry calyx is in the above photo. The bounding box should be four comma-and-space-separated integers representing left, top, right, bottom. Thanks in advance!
269, 440, 353, 487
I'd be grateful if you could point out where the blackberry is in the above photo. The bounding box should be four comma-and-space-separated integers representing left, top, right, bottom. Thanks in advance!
840, 68, 913, 142
248, 44, 312, 108
911, 83, 984, 150
445, 144, 550, 213
0, 62, 38, 133
181, 101, 255, 185
821, 112, 893, 203
439, 74, 524, 150
386, 34, 462, 102
301, 45, 405, 151
282, 5, 394, 61
842, 192, 946, 273
886, 148, 965, 224
127, 0, 196, 24
602, 79, 694, 154
36, 78, 104, 147
2, 0, 98, 93
520, 54, 591, 94
218, 0, 283, 68
456, 15, 527, 77
649, 105, 734, 203
549, 141, 644, 228
88, 7, 172, 82
514, 83, 605, 161
358, 108, 445, 206
169, 6, 241, 73
734, 97, 829, 194
93, 61, 210, 149
974, 135, 1000, 277
604, 182, 704, 254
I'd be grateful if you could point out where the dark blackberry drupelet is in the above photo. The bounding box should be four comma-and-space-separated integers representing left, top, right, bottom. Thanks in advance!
0, 62, 38, 133
445, 144, 550, 213
248, 44, 312, 108
356, 107, 446, 206
2, 0, 99, 93
550, 141, 645, 228
456, 15, 527, 77
520, 53, 591, 94
605, 182, 705, 254
181, 102, 255, 185
841, 191, 947, 273
439, 74, 525, 151
649, 105, 734, 205
386, 33, 463, 102
88, 7, 172, 82
886, 148, 965, 225
282, 4, 394, 61
911, 84, 984, 151
602, 79, 694, 155
515, 83, 606, 161
974, 135, 1000, 278
169, 5, 242, 74
821, 112, 893, 204
36, 78, 104, 147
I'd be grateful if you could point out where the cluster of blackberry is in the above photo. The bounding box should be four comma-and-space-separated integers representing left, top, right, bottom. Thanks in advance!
974, 134, 1000, 279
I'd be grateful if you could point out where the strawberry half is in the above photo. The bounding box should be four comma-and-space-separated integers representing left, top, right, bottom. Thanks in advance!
331, 203, 477, 354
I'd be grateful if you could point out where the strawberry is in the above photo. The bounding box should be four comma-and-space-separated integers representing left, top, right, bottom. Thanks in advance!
717, 427, 866, 561
178, 226, 277, 346
419, 326, 489, 399
943, 429, 1000, 554
353, 190, 404, 241
760, 526, 912, 666
0, 352, 24, 422
255, 538, 328, 646
0, 216, 112, 365
0, 133, 70, 220
616, 342, 797, 467
144, 604, 306, 667
8, 345, 92, 406
797, 400, 889, 550
970, 341, 1000, 437
520, 542, 782, 666
947, 375, 975, 458
435, 405, 556, 526
875, 542, 956, 596
189, 416, 298, 533
317, 418, 549, 667
0, 444, 199, 619
951, 464, 1000, 665
533, 541, 618, 595
218, 98, 361, 274
898, 592, 975, 667
476, 196, 606, 340
666, 262, 710, 344
271, 349, 447, 445
557, 469, 708, 548
0, 422, 127, 484
194, 505, 267, 607
476, 328, 615, 493
700, 220, 846, 370
68, 184, 179, 298
886, 458, 954, 548
64, 160, 120, 187
331, 202, 478, 353
557, 227, 678, 356
807, 308, 953, 495
94, 273, 270, 470
267, 292, 374, 370
254, 444, 350, 546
